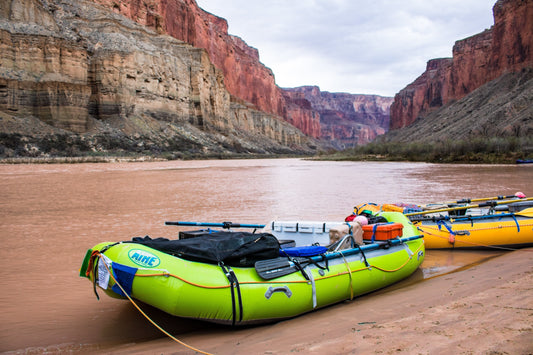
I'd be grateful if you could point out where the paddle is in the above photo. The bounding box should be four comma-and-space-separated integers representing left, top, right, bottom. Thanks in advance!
165, 221, 266, 229
516, 207, 533, 218
255, 257, 311, 279
405, 197, 533, 217
433, 192, 526, 205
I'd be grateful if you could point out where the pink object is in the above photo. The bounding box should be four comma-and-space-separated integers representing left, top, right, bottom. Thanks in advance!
354, 215, 368, 225
515, 192, 526, 198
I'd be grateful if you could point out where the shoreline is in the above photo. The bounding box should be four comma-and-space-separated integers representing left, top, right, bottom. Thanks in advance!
93, 248, 533, 354
0, 155, 527, 165
0, 154, 311, 164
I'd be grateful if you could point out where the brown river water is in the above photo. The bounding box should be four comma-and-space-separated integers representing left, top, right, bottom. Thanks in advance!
1, 159, 532, 353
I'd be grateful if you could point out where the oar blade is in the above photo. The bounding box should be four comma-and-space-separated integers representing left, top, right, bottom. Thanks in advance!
515, 207, 533, 218
255, 257, 308, 280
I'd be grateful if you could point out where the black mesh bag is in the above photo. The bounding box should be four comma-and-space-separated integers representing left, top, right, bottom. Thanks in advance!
130, 231, 280, 267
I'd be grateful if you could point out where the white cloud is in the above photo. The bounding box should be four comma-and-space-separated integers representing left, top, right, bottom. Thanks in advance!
195, 0, 495, 96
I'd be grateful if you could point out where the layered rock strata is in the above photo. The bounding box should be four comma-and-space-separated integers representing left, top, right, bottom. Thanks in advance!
89, 0, 321, 138
391, 0, 533, 129
384, 68, 533, 143
0, 0, 316, 157
285, 86, 393, 148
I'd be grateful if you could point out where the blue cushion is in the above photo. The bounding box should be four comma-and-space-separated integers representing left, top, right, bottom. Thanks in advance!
280, 245, 328, 257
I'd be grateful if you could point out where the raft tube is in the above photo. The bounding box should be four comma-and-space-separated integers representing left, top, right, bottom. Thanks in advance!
80, 212, 424, 325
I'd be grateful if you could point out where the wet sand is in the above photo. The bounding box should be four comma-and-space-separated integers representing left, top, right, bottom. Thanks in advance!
91, 248, 533, 355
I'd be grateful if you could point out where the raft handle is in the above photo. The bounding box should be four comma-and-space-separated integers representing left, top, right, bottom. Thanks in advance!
265, 286, 293, 299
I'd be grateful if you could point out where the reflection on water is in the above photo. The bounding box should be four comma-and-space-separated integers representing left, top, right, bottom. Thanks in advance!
0, 159, 531, 352
420, 249, 505, 278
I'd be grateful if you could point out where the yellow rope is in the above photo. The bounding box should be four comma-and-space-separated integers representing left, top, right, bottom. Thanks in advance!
366, 242, 424, 273
339, 251, 354, 300
97, 253, 213, 355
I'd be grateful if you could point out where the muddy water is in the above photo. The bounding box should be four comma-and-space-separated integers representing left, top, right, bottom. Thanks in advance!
1, 159, 531, 353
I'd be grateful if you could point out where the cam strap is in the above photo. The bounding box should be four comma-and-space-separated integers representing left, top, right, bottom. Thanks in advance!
356, 244, 370, 268
219, 262, 243, 326
306, 254, 329, 272
279, 249, 310, 281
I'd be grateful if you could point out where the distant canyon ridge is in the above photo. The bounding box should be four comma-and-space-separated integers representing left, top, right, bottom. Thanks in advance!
0, 0, 531, 158
391, 0, 532, 132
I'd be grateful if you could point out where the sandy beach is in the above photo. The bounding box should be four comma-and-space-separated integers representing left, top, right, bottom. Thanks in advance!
92, 248, 533, 355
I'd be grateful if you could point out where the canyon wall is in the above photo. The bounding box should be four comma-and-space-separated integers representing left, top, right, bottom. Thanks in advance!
0, 0, 316, 157
390, 0, 533, 129
285, 86, 393, 148
90, 0, 321, 138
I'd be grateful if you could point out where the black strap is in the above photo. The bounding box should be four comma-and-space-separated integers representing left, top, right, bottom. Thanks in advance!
307, 254, 329, 272
230, 266, 243, 323
92, 257, 100, 300
356, 244, 370, 267
219, 262, 243, 325
100, 242, 121, 253
279, 249, 309, 280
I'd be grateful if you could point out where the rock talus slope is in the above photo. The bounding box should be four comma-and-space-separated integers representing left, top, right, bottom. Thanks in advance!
0, 0, 317, 157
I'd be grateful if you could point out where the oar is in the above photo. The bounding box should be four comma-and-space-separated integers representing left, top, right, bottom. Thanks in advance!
165, 221, 266, 229
405, 197, 533, 217
516, 207, 533, 218
255, 257, 311, 279
430, 192, 526, 206
410, 207, 533, 222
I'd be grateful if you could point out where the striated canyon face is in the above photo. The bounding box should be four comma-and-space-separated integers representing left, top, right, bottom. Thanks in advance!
389, 58, 453, 130
0, 0, 394, 156
390, 0, 533, 129
0, 0, 316, 156
284, 86, 393, 148
89, 0, 322, 138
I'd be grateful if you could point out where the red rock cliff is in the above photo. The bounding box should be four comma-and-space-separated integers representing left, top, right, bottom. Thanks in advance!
284, 86, 393, 147
390, 0, 533, 129
91, 0, 321, 138
0, 0, 315, 157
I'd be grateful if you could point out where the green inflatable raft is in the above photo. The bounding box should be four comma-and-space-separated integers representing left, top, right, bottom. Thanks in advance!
80, 212, 424, 325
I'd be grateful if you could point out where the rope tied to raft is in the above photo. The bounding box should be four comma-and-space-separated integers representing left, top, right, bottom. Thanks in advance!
88, 250, 213, 355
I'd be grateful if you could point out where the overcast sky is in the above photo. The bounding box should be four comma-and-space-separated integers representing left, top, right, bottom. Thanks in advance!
195, 0, 495, 97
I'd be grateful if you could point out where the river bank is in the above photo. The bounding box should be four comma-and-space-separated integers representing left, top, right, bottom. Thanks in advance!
318, 136, 533, 164
94, 248, 533, 355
